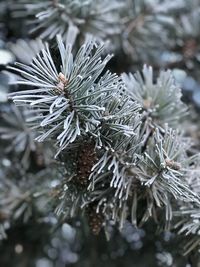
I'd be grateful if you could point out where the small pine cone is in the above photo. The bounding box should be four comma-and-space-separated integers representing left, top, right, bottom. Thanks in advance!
87, 204, 103, 235
75, 142, 97, 188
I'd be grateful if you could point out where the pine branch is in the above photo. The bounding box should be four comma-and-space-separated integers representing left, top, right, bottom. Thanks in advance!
0, 104, 36, 168
8, 35, 124, 155
122, 65, 188, 129
11, 0, 124, 43
6, 36, 200, 237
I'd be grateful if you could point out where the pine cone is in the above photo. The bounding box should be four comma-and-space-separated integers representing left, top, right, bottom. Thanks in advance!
75, 141, 97, 188
86, 204, 103, 235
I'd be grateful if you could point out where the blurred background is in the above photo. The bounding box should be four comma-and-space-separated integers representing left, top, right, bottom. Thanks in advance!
0, 0, 200, 266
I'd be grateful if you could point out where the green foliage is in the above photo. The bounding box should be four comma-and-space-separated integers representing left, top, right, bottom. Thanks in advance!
8, 36, 200, 241
1, 0, 200, 266
12, 0, 123, 43
0, 105, 36, 168
122, 65, 187, 129
9, 36, 123, 155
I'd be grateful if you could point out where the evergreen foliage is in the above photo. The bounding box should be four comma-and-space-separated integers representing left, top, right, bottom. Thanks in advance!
1, 0, 200, 266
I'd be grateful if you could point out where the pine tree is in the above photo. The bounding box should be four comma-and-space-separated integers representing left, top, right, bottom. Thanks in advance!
1, 0, 200, 267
